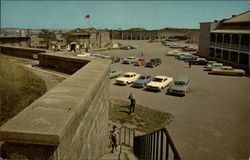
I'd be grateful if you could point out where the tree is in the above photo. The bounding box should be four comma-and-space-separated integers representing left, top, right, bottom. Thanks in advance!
62, 32, 78, 45
38, 29, 57, 49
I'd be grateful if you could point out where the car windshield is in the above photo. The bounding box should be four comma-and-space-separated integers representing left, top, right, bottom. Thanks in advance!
139, 76, 146, 80
153, 78, 163, 82
175, 81, 185, 85
128, 57, 134, 60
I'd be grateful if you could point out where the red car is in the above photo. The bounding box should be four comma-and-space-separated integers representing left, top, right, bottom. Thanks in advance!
134, 59, 147, 66
182, 48, 197, 52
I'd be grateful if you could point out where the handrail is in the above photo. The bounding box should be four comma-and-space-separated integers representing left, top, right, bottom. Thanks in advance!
134, 127, 181, 160
118, 126, 136, 160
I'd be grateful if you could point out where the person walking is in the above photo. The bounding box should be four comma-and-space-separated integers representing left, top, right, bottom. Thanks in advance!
189, 59, 192, 68
109, 125, 119, 153
128, 92, 136, 114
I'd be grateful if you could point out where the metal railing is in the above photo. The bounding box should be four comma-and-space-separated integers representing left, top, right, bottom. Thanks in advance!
134, 128, 181, 160
118, 126, 136, 160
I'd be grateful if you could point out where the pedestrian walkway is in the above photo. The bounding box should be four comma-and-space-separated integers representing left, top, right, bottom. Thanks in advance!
98, 145, 138, 160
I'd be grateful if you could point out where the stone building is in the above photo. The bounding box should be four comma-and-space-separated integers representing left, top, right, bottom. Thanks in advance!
69, 29, 111, 51
109, 28, 199, 41
0, 37, 31, 47
198, 11, 250, 73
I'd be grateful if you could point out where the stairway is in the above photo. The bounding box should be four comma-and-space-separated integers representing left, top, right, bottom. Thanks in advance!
98, 145, 138, 160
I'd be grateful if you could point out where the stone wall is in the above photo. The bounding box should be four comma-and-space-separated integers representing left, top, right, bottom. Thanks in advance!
38, 53, 90, 74
0, 55, 111, 160
0, 45, 46, 59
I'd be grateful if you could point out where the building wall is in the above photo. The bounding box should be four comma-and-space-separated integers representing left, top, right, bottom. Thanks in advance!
198, 23, 212, 57
0, 37, 30, 47
0, 54, 110, 160
0, 45, 46, 59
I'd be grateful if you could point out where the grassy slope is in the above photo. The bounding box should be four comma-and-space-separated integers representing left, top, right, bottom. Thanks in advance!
109, 99, 175, 133
0, 55, 47, 126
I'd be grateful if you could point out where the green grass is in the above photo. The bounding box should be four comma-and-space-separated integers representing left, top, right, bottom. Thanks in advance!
109, 99, 175, 133
0, 55, 47, 126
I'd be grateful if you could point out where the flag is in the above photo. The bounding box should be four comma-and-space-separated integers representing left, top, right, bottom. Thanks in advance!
85, 14, 90, 19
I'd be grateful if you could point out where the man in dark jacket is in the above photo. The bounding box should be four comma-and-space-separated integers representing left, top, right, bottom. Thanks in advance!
128, 93, 136, 114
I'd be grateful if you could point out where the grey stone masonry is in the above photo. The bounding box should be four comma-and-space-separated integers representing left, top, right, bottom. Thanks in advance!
0, 54, 111, 160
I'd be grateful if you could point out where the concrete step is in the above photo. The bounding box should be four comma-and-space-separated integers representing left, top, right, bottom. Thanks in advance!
98, 145, 138, 160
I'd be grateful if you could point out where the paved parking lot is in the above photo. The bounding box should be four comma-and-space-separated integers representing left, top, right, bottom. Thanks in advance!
98, 40, 249, 160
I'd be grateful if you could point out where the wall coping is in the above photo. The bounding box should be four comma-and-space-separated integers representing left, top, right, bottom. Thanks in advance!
0, 45, 47, 52
0, 55, 110, 146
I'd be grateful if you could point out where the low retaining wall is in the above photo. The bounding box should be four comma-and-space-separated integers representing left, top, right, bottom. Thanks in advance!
0, 54, 111, 160
0, 45, 46, 59
38, 53, 90, 74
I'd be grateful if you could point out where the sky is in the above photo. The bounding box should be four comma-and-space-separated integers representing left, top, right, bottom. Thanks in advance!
1, 1, 249, 30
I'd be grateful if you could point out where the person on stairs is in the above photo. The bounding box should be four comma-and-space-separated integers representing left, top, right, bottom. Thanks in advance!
109, 125, 119, 153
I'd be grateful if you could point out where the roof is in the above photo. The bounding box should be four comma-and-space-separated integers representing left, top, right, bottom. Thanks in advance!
176, 77, 190, 82
211, 29, 250, 34
223, 11, 250, 23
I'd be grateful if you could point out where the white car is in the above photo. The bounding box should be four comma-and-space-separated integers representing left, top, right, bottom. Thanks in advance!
166, 50, 180, 56
116, 72, 140, 85
146, 75, 173, 91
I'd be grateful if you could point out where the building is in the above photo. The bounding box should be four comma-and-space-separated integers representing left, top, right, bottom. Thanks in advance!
198, 11, 250, 73
109, 28, 199, 42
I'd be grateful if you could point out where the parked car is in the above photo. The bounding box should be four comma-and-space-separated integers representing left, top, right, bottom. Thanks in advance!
110, 70, 123, 79
208, 66, 245, 76
205, 63, 223, 71
182, 48, 197, 52
175, 53, 192, 59
168, 77, 191, 96
179, 54, 198, 61
132, 74, 153, 88
123, 57, 138, 64
166, 50, 180, 56
128, 45, 138, 49
190, 58, 208, 65
120, 46, 131, 50
146, 75, 173, 91
170, 44, 188, 49
111, 56, 120, 63
134, 59, 148, 66
116, 72, 140, 85
145, 58, 162, 67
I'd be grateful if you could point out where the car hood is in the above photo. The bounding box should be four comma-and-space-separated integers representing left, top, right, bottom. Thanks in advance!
170, 85, 185, 91
116, 77, 130, 81
147, 81, 161, 87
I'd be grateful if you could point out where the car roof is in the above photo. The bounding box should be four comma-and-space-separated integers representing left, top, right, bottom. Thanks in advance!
140, 74, 152, 77
176, 77, 190, 82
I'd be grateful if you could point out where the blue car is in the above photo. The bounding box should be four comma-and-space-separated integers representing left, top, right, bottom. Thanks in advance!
168, 77, 191, 96
132, 74, 153, 88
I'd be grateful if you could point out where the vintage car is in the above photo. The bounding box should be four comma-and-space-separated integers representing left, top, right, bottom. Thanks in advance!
168, 77, 191, 96
190, 58, 208, 65
145, 58, 162, 67
205, 63, 223, 71
175, 53, 191, 59
116, 72, 140, 85
146, 75, 173, 91
128, 45, 138, 49
208, 66, 245, 76
123, 57, 138, 64
182, 48, 197, 52
134, 59, 148, 66
109, 70, 123, 79
166, 50, 180, 56
110, 56, 120, 63
120, 46, 131, 50
170, 44, 188, 49
179, 54, 198, 61
132, 74, 153, 88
